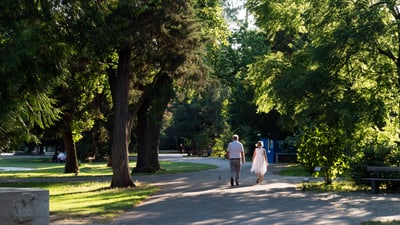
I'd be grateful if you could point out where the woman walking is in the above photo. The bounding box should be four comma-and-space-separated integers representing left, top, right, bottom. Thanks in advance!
250, 141, 268, 184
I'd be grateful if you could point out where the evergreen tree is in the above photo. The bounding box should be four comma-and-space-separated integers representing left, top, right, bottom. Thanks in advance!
0, 0, 65, 151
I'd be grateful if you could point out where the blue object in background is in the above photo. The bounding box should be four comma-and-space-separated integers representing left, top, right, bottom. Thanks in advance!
260, 138, 275, 163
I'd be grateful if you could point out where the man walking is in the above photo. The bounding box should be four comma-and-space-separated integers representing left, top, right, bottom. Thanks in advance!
226, 134, 245, 186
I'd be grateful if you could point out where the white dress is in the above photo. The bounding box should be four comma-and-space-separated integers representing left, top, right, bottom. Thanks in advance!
250, 147, 268, 175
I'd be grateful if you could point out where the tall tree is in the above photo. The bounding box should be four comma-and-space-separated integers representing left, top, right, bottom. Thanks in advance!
57, 0, 136, 187
214, 26, 273, 150
133, 0, 206, 172
104, 0, 207, 185
247, 0, 400, 183
0, 0, 65, 150
39, 1, 111, 174
102, 0, 160, 187
135, 74, 174, 172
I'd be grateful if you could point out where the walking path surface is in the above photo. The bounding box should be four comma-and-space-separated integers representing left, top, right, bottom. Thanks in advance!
46, 154, 399, 225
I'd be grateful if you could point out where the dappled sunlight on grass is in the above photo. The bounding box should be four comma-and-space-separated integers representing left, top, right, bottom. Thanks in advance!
49, 182, 158, 222
49, 181, 110, 195
0, 181, 158, 222
302, 180, 369, 192
277, 164, 310, 176
0, 157, 215, 222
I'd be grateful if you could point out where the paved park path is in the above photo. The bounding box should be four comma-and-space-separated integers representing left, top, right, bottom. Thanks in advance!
48, 154, 400, 225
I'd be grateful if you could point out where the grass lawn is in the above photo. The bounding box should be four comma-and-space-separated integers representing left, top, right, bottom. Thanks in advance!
0, 157, 217, 178
0, 156, 217, 223
1, 181, 158, 222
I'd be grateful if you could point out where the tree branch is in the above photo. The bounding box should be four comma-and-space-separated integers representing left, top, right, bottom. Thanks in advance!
377, 47, 397, 63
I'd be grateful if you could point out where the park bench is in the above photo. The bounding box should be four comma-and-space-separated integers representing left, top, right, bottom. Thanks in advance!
362, 166, 400, 194
302, 166, 322, 190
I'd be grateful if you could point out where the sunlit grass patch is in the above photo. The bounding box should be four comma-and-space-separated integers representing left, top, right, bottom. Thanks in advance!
0, 181, 158, 223
0, 161, 114, 178
0, 157, 52, 167
301, 180, 369, 192
50, 182, 158, 222
0, 157, 217, 222
278, 164, 310, 176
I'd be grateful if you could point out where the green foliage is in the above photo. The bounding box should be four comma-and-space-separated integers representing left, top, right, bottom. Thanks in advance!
279, 163, 368, 192
346, 125, 400, 183
161, 20, 282, 154
246, 0, 400, 184
194, 0, 230, 47
162, 79, 227, 153
0, 0, 68, 150
213, 25, 284, 149
296, 124, 347, 184
160, 0, 235, 152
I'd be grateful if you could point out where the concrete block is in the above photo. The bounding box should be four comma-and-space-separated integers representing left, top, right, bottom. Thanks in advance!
0, 187, 49, 225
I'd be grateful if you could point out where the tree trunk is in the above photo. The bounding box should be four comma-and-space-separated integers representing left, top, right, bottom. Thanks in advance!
133, 73, 174, 173
61, 118, 79, 173
110, 47, 135, 188
134, 107, 159, 173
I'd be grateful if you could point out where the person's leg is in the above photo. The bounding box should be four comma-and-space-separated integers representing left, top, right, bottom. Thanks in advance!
229, 160, 235, 186
259, 172, 265, 184
234, 160, 241, 185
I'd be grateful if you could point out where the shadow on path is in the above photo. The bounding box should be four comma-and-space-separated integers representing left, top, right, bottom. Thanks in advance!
8, 154, 394, 225
108, 156, 400, 225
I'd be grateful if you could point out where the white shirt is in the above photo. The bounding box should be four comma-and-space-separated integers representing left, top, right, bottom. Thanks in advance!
227, 140, 244, 159
58, 152, 66, 161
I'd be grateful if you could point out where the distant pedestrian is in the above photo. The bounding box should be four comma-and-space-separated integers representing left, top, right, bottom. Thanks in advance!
179, 144, 184, 154
250, 141, 268, 184
226, 134, 245, 186
57, 151, 66, 163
